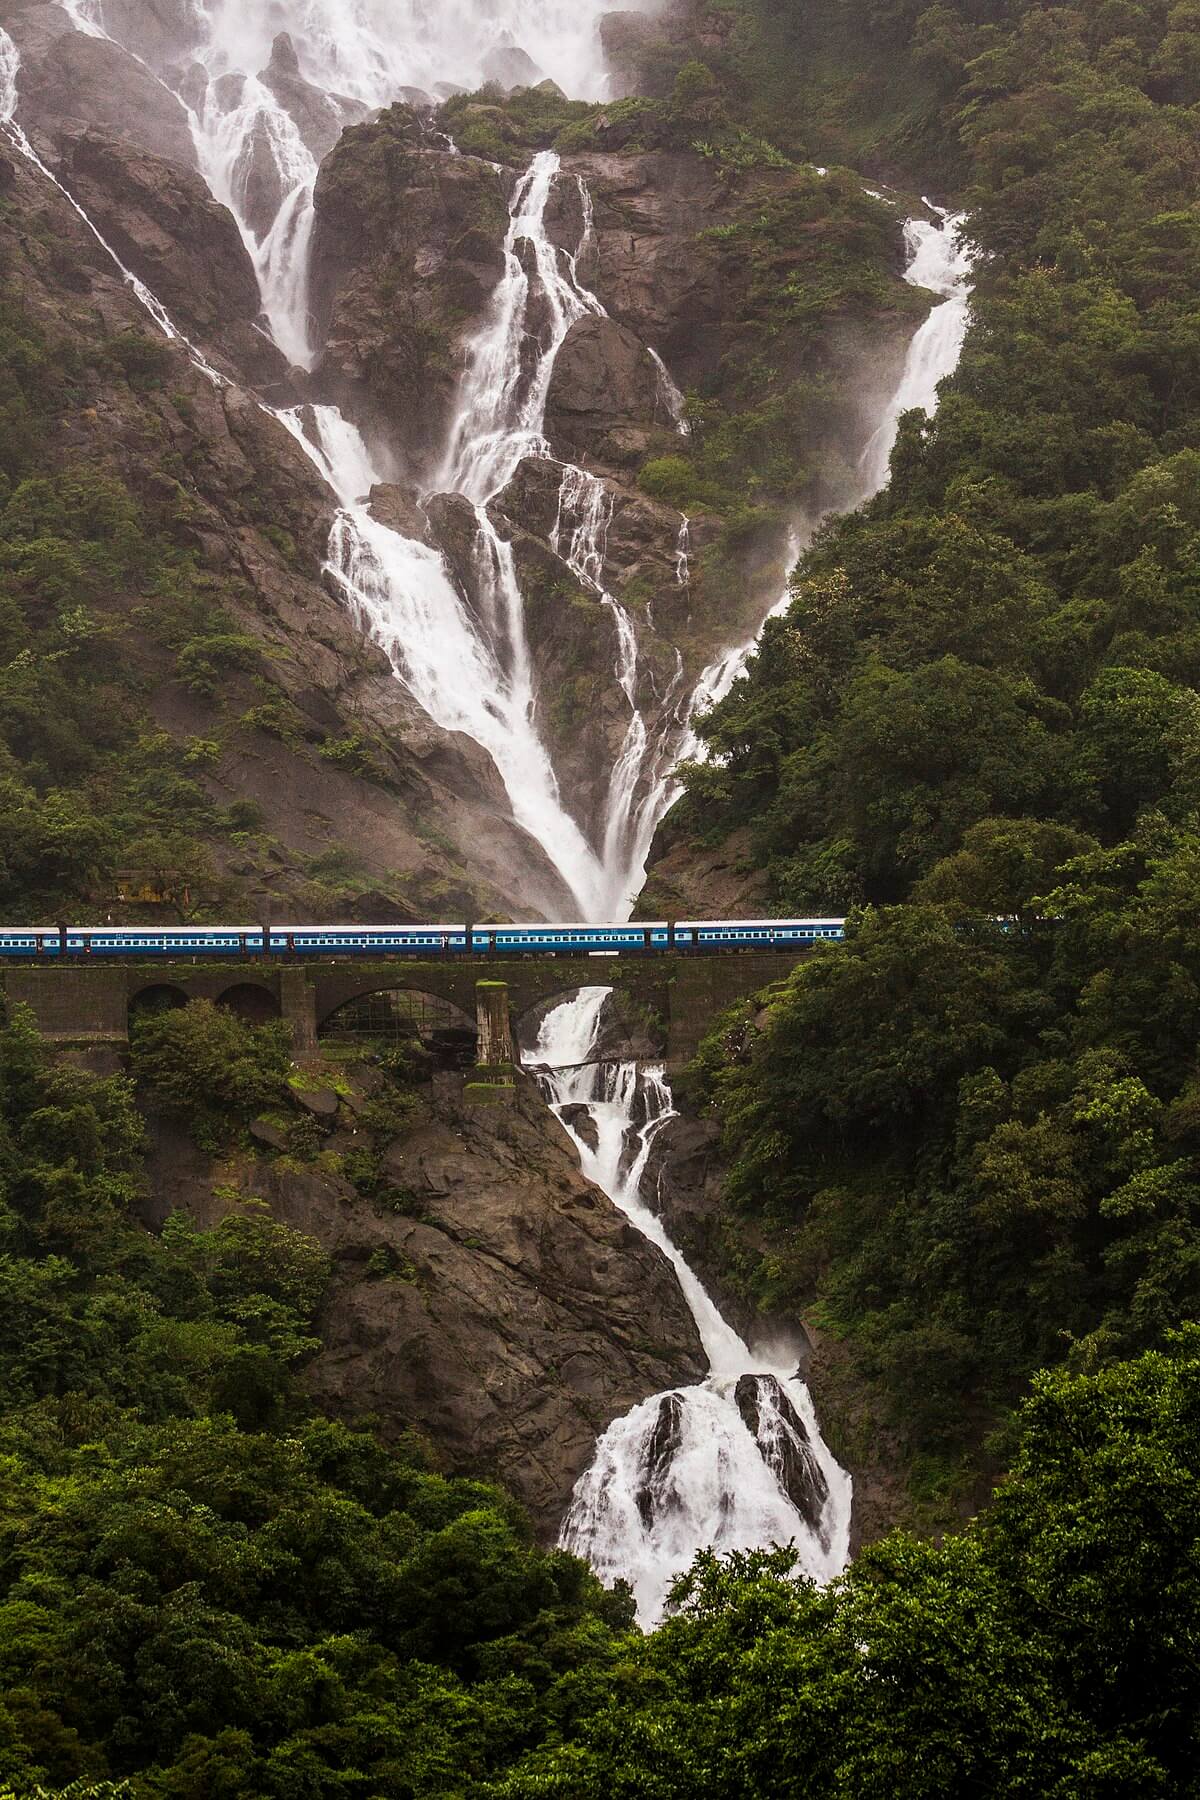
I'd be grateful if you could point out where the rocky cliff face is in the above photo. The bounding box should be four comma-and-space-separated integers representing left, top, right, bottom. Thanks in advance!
0, 28, 578, 920
144, 1073, 706, 1532
0, 2, 924, 915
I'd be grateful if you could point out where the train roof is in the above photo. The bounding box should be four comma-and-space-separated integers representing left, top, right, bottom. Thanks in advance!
67, 923, 264, 933
268, 922, 465, 932
678, 918, 847, 928
475, 922, 669, 932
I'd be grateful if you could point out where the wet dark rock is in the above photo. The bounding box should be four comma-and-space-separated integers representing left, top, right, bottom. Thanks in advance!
262, 31, 369, 164
735, 1373, 830, 1538
147, 1085, 706, 1533
636, 1391, 685, 1527
558, 1103, 600, 1152
250, 1117, 289, 1152
16, 27, 197, 169
310, 109, 509, 467
55, 128, 261, 335
369, 482, 434, 544
545, 313, 663, 469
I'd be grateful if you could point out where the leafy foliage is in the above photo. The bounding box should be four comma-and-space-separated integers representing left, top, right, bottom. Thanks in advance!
493, 1336, 1200, 1796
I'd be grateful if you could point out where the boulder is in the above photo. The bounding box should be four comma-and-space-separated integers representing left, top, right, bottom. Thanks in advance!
294, 1085, 340, 1119
250, 1117, 289, 1151
734, 1373, 831, 1540
368, 482, 434, 544
422, 492, 483, 607
557, 1103, 600, 1152
481, 44, 544, 93
635, 1392, 686, 1527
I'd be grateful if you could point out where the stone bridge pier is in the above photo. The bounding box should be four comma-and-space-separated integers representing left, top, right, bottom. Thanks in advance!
1, 951, 814, 1067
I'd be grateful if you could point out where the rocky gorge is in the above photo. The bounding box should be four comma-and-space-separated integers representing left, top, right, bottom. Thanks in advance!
0, 0, 964, 1577
0, 0, 929, 920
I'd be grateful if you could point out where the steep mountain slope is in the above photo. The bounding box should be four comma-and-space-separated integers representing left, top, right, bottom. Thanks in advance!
0, 0, 929, 922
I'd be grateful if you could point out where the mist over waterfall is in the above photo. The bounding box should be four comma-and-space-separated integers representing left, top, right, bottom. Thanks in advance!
528, 992, 852, 1627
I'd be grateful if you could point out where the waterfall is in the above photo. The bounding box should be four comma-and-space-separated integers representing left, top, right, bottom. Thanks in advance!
683, 214, 975, 751
649, 347, 691, 436
274, 403, 610, 917
189, 71, 321, 369
23, 5, 979, 1621
675, 517, 691, 587
528, 990, 852, 1627
0, 30, 225, 385
858, 206, 972, 494
442, 153, 604, 502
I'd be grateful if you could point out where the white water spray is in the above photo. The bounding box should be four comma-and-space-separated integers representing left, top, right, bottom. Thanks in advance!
530, 991, 851, 1627
684, 212, 974, 753
649, 347, 691, 436
858, 206, 972, 493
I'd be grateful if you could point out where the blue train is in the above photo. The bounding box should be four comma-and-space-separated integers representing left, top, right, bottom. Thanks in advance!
0, 920, 848, 959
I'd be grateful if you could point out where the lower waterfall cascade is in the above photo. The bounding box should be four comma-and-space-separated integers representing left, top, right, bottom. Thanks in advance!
2, 3, 976, 1627
528, 991, 853, 1627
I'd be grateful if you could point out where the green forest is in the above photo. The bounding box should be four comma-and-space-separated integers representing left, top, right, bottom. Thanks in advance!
1, 1002, 1196, 1794
3, 0, 1200, 1792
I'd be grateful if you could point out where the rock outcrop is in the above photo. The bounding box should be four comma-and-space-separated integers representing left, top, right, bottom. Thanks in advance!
545, 314, 665, 469
261, 31, 369, 164
146, 1077, 707, 1532
14, 22, 198, 169
52, 128, 287, 383
734, 1373, 830, 1539
309, 107, 510, 470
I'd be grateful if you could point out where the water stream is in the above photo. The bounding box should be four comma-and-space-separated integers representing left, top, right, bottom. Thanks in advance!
11, 6, 975, 1628
528, 991, 852, 1626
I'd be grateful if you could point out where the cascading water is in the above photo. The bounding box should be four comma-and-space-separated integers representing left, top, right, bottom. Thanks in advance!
275, 402, 610, 919
537, 216, 975, 1619
528, 991, 851, 1627
25, 3, 977, 1625
858, 206, 972, 494
440, 153, 690, 918
684, 206, 974, 757
649, 347, 691, 437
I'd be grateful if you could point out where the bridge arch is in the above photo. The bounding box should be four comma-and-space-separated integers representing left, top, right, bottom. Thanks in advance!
318, 987, 477, 1062
515, 983, 668, 1063
128, 981, 189, 1026
216, 981, 281, 1025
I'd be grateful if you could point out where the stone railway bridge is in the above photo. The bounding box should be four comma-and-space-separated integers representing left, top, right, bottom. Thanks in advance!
2, 950, 816, 1067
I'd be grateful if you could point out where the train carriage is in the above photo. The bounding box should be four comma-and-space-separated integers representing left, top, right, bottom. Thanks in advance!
0, 928, 61, 958
469, 923, 670, 956
268, 925, 469, 956
674, 919, 847, 950
64, 927, 266, 956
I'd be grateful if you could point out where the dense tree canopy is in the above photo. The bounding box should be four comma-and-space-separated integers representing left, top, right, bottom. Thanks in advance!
659, 0, 1200, 1516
